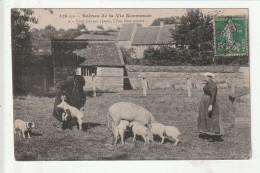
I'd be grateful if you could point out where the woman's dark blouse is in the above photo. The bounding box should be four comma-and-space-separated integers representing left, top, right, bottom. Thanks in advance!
203, 79, 218, 106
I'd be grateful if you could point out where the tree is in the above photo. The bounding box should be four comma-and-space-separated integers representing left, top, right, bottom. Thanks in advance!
11, 9, 38, 61
42, 25, 58, 39
172, 9, 213, 50
58, 28, 66, 38
77, 24, 86, 30
96, 25, 104, 30
151, 16, 180, 26
171, 9, 214, 64
172, 9, 213, 49
11, 9, 38, 94
65, 28, 82, 39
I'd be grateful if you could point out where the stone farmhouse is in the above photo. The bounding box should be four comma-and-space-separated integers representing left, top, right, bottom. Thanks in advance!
73, 41, 125, 91
51, 37, 125, 91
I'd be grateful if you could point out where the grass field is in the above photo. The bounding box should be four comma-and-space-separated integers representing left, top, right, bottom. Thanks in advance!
13, 88, 251, 160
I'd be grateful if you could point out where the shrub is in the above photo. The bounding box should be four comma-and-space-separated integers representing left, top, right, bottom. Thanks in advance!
93, 31, 110, 35
121, 45, 249, 66
214, 55, 249, 66
120, 47, 139, 65
142, 46, 248, 66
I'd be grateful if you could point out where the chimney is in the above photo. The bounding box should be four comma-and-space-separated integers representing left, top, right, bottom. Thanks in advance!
160, 21, 164, 27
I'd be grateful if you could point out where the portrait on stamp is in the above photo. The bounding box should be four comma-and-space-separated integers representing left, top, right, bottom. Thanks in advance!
214, 16, 248, 56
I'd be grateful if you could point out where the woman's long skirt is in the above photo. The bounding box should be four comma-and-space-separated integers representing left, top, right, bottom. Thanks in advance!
198, 95, 224, 135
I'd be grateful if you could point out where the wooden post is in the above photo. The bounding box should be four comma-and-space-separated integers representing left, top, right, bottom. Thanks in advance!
92, 73, 96, 97
142, 77, 147, 96
187, 77, 191, 97
231, 79, 235, 94
43, 64, 47, 94
76, 67, 81, 75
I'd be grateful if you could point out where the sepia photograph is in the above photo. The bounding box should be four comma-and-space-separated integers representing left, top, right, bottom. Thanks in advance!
11, 8, 250, 161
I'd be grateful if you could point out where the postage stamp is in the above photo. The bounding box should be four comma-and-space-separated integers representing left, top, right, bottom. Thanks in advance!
214, 16, 248, 56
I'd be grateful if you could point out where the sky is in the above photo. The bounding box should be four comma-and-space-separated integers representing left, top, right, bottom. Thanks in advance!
30, 8, 248, 31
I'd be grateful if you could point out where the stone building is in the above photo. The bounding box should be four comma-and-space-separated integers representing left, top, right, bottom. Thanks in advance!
117, 22, 178, 59
73, 41, 125, 91
117, 23, 142, 48
51, 39, 125, 91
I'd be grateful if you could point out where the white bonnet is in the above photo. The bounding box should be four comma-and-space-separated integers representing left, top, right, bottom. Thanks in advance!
203, 72, 215, 77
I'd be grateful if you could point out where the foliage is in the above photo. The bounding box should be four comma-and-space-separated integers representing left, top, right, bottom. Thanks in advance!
137, 9, 248, 66
144, 46, 177, 63
63, 28, 82, 39
11, 9, 38, 64
42, 25, 58, 39
120, 47, 139, 65
11, 9, 38, 94
143, 46, 213, 66
96, 25, 104, 30
151, 16, 180, 26
214, 55, 249, 66
172, 9, 213, 52
77, 23, 86, 30
93, 31, 111, 35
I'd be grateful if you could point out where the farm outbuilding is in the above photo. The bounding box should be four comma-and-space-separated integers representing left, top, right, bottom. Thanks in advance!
73, 41, 125, 91
117, 23, 142, 48
51, 39, 125, 91
131, 23, 177, 59
117, 22, 178, 59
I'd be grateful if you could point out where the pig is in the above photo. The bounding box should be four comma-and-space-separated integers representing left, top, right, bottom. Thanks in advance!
165, 126, 181, 146
114, 120, 130, 145
107, 102, 156, 136
150, 123, 166, 144
151, 123, 181, 145
130, 121, 153, 146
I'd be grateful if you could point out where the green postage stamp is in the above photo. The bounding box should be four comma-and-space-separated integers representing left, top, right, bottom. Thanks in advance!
214, 16, 248, 56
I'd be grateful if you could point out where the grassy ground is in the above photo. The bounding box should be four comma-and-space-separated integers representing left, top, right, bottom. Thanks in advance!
13, 88, 251, 160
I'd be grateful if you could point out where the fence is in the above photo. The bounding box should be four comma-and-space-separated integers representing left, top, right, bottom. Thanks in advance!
88, 75, 249, 97
88, 74, 250, 125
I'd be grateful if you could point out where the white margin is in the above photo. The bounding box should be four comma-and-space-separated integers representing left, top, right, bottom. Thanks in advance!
1, 1, 260, 173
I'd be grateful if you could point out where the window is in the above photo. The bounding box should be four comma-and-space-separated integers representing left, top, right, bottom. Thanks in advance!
82, 66, 97, 76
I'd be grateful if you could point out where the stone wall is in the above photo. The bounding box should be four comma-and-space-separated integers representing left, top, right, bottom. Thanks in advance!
125, 65, 249, 90
53, 65, 249, 91
83, 67, 124, 92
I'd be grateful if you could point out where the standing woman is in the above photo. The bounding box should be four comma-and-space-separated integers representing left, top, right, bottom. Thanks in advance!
198, 72, 224, 142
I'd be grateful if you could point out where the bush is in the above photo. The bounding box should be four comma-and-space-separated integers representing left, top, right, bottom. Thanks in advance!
143, 46, 208, 66
120, 47, 139, 65
93, 31, 110, 35
214, 55, 249, 66
121, 45, 249, 66
143, 45, 249, 66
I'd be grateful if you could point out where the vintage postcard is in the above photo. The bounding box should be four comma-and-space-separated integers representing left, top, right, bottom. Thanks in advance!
11, 8, 250, 161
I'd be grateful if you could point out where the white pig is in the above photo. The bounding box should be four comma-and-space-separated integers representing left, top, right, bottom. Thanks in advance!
107, 102, 156, 136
